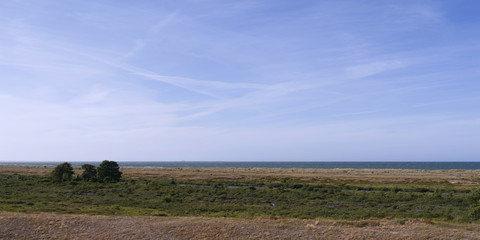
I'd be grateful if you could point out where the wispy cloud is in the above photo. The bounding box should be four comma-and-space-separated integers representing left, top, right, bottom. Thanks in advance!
71, 87, 116, 105
135, 72, 269, 98
122, 39, 146, 59
0, 0, 479, 161
413, 97, 479, 108
149, 12, 179, 34
122, 12, 180, 59
346, 60, 406, 78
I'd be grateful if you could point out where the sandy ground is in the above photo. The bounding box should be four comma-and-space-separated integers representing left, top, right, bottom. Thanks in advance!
1, 212, 480, 240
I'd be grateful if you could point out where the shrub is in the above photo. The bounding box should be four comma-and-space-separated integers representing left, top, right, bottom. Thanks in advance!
50, 162, 74, 183
469, 202, 480, 221
81, 164, 97, 181
97, 160, 122, 182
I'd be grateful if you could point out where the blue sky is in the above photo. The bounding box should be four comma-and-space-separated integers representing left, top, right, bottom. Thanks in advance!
0, 0, 479, 161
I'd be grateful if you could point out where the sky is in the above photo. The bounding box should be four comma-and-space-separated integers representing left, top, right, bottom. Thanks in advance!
0, 0, 479, 162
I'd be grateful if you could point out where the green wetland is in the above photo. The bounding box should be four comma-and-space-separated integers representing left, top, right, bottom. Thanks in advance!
1, 166, 480, 223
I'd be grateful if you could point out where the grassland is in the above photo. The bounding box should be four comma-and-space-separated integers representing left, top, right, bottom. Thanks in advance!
1, 165, 480, 223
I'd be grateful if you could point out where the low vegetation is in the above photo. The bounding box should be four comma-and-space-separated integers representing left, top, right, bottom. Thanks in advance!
1, 164, 480, 223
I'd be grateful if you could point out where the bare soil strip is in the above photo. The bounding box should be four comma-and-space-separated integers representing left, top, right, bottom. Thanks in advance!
1, 212, 480, 240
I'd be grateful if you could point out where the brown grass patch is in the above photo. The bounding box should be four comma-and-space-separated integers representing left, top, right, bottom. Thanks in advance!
1, 212, 479, 239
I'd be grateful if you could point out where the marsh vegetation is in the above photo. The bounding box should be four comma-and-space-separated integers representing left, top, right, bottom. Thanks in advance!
1, 164, 480, 223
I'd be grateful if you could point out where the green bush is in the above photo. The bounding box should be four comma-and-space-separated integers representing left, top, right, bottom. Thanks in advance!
469, 203, 480, 221
97, 160, 122, 183
81, 164, 97, 182
50, 162, 74, 183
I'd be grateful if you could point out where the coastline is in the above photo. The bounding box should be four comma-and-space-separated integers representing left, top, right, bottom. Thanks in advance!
2, 161, 480, 170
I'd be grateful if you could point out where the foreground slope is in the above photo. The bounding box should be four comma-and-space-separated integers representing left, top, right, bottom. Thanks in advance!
1, 212, 480, 240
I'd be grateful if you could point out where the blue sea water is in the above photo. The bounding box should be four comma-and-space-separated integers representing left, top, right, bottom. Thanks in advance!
1, 161, 480, 170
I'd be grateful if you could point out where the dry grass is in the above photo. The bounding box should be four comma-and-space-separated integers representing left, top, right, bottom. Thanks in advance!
2, 165, 479, 185
119, 167, 480, 184
1, 211, 479, 240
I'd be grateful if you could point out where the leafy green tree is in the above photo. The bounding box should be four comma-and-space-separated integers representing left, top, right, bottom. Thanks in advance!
50, 162, 74, 182
80, 164, 97, 181
97, 160, 122, 182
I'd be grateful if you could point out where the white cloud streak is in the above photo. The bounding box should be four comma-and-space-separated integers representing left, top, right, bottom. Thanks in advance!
346, 60, 407, 78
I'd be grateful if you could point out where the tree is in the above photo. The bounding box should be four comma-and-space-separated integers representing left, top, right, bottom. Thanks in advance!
50, 162, 74, 182
97, 160, 122, 182
80, 164, 97, 181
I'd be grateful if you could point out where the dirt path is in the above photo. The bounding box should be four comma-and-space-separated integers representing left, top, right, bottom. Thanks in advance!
1, 212, 479, 240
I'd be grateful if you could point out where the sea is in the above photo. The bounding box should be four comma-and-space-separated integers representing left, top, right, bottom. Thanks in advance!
1, 161, 480, 170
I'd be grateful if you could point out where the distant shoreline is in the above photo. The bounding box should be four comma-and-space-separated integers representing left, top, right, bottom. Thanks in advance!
1, 161, 480, 170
